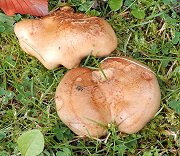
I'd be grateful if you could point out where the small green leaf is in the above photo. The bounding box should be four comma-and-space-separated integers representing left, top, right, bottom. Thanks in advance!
0, 13, 15, 33
174, 66, 180, 73
0, 25, 5, 32
131, 9, 145, 19
17, 129, 44, 156
172, 37, 179, 44
118, 145, 127, 156
163, 0, 171, 5
0, 13, 15, 24
0, 132, 6, 140
56, 148, 71, 156
172, 31, 180, 44
161, 60, 170, 68
86, 9, 101, 16
54, 126, 64, 141
175, 31, 180, 37
124, 0, 134, 7
108, 0, 123, 11
172, 12, 177, 18
0, 88, 6, 96
163, 14, 177, 25
143, 151, 153, 156
150, 43, 158, 54
0, 151, 9, 156
78, 1, 94, 12
162, 41, 173, 54
63, 148, 71, 155
14, 14, 22, 22
71, 0, 82, 6
172, 0, 177, 4
169, 100, 180, 114
2, 90, 14, 104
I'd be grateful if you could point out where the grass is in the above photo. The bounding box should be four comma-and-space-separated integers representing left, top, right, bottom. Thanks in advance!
0, 0, 180, 155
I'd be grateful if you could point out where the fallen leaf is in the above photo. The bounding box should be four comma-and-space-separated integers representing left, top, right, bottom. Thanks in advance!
131, 9, 145, 19
0, 0, 48, 16
169, 100, 180, 114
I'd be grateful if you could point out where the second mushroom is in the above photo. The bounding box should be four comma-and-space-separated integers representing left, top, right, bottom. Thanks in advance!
14, 6, 117, 70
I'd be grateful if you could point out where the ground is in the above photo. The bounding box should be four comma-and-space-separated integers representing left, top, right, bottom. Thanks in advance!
0, 0, 179, 155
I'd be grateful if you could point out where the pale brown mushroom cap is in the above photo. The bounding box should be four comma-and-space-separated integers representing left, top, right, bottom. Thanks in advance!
55, 57, 161, 137
14, 7, 117, 70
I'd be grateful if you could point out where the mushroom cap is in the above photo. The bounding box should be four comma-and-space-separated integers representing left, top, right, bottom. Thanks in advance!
55, 57, 161, 138
14, 6, 117, 70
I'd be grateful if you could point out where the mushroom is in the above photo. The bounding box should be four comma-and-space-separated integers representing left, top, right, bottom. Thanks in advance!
55, 57, 161, 138
14, 6, 117, 70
